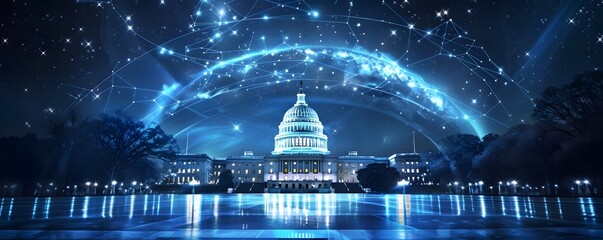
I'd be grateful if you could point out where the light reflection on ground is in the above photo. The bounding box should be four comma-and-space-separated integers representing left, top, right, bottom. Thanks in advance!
0, 194, 601, 239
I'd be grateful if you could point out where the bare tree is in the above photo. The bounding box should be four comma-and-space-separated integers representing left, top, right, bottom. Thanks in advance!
87, 113, 178, 182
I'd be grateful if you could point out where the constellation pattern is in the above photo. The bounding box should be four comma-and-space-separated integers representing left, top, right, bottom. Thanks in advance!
61, 0, 536, 151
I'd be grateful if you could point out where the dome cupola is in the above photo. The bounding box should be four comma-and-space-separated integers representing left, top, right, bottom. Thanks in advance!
272, 81, 329, 155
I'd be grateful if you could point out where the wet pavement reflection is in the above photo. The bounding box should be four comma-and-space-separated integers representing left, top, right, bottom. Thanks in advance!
0, 194, 602, 239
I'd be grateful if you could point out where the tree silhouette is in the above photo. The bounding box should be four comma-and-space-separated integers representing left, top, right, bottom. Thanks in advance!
533, 70, 603, 136
356, 163, 401, 192
87, 113, 178, 182
532, 70, 603, 187
430, 134, 484, 183
218, 170, 234, 192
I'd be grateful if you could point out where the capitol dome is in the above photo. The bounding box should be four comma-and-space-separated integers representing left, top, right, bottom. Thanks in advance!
272, 82, 330, 155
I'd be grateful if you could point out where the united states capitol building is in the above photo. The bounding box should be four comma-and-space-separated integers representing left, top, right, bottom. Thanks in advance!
163, 83, 433, 192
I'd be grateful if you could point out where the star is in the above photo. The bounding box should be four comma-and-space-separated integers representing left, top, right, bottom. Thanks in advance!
568, 18, 575, 25
65, 38, 70, 43
1, 38, 7, 44
24, 122, 31, 128
40, 50, 46, 56
597, 35, 603, 43
233, 124, 241, 131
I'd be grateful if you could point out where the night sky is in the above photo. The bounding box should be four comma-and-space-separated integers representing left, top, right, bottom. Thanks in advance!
1, 0, 601, 157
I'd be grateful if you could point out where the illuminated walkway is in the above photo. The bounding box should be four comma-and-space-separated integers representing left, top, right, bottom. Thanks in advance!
0, 194, 602, 239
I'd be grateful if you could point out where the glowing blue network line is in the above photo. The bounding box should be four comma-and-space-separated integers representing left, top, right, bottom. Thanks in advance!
63, 0, 538, 151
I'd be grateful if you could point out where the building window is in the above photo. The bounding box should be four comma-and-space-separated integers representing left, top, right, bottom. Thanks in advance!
293, 169, 297, 173
258, 170, 262, 174
270, 162, 273, 165
245, 169, 249, 175
259, 163, 262, 167
305, 168, 309, 173
328, 162, 331, 165
313, 169, 318, 173
328, 168, 332, 174
232, 163, 235, 167
270, 169, 273, 174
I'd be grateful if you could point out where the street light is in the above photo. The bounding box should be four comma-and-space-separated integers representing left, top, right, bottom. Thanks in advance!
575, 180, 582, 195
511, 180, 518, 195
111, 180, 117, 195
398, 179, 409, 195
583, 180, 591, 195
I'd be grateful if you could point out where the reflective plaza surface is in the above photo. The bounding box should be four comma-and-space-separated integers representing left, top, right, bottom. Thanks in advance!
0, 194, 602, 239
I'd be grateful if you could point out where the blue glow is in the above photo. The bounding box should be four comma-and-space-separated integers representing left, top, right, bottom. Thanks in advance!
109, 196, 115, 218
44, 197, 51, 219
513, 196, 521, 219
102, 196, 106, 218
7, 198, 13, 220
32, 197, 38, 219
129, 195, 135, 219
69, 196, 75, 217
144, 194, 148, 215
82, 196, 89, 219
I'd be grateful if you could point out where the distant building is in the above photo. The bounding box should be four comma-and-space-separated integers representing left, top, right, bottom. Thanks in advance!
164, 154, 212, 184
163, 82, 434, 190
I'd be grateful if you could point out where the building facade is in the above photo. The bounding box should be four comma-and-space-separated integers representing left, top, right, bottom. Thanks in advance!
164, 83, 433, 187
